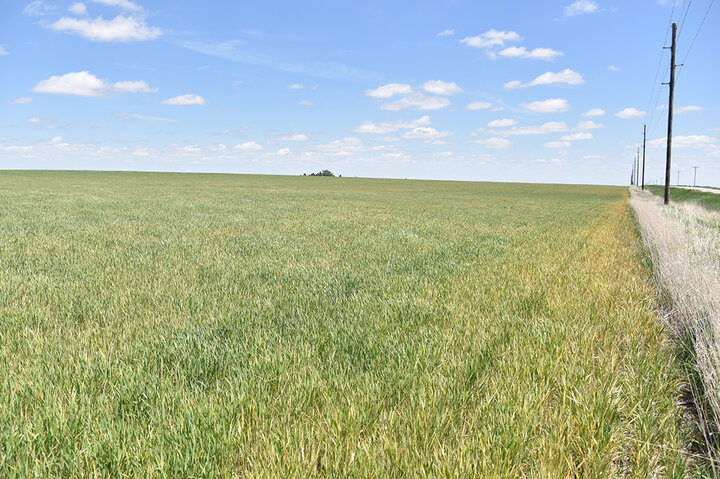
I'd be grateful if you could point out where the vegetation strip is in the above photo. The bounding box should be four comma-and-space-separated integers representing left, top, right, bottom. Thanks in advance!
647, 185, 720, 212
630, 188, 720, 473
0, 172, 698, 476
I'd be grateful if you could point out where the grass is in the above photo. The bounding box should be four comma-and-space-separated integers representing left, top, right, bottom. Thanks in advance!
630, 188, 720, 472
647, 185, 720, 212
0, 171, 700, 476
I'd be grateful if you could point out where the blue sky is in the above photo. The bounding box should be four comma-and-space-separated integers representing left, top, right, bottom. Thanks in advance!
1, 0, 718, 185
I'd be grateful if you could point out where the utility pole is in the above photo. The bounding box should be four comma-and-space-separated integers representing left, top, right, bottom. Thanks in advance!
664, 23, 678, 205
677, 170, 680, 186
693, 166, 698, 186
637, 147, 641, 187
642, 125, 647, 190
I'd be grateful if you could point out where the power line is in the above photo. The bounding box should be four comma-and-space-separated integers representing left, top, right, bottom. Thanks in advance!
676, 0, 715, 81
643, 0, 679, 131
677, 0, 693, 40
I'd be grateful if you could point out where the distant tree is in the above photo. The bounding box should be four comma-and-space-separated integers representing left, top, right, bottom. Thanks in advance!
305, 169, 336, 177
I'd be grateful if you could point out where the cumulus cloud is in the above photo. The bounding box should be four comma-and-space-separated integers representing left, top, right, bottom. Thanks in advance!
437, 29, 454, 37
162, 94, 205, 105
0, 46, 8, 55
422, 80, 463, 95
460, 30, 522, 49
32, 71, 156, 96
365, 83, 413, 99
565, 0, 600, 17
505, 69, 584, 88
677, 105, 704, 114
402, 127, 452, 140
488, 118, 517, 127
279, 134, 309, 141
68, 2, 88, 14
287, 84, 303, 89
234, 141, 262, 151
23, 1, 55, 16
490, 121, 569, 136
521, 98, 570, 113
545, 140, 572, 148
608, 65, 620, 72
576, 120, 605, 131
298, 100, 313, 106
49, 15, 162, 42
381, 92, 450, 111
616, 107, 645, 118
354, 116, 431, 134
474, 137, 512, 148
647, 135, 718, 149
582, 108, 605, 117
7, 97, 33, 104
498, 46, 564, 60
276, 148, 291, 156
561, 132, 593, 141
90, 0, 142, 11
467, 101, 503, 112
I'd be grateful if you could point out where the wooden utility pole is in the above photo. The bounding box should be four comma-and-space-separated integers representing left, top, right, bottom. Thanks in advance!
677, 170, 681, 186
664, 23, 677, 205
693, 166, 698, 186
642, 125, 647, 190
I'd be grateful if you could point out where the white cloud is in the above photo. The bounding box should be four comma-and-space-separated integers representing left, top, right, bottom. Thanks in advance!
437, 29, 454, 37
561, 132, 593, 141
234, 141, 262, 151
366, 83, 413, 99
381, 92, 450, 111
528, 69, 584, 86
402, 127, 452, 140
647, 135, 718, 149
49, 15, 162, 42
0, 46, 8, 55
23, 1, 55, 16
68, 2, 88, 14
287, 84, 303, 89
90, 0, 142, 11
162, 94, 205, 105
498, 46, 564, 61
279, 134, 309, 141
7, 97, 33, 104
32, 71, 156, 96
505, 69, 583, 88
616, 107, 645, 119
576, 120, 604, 131
490, 121, 569, 136
521, 98, 570, 113
298, 100, 313, 106
545, 140, 572, 148
28, 117, 42, 123
354, 116, 431, 134
112, 80, 157, 93
608, 65, 620, 72
313, 137, 365, 156
565, 0, 600, 17
276, 148, 291, 156
460, 30, 522, 49
582, 108, 605, 117
475, 137, 512, 148
467, 101, 502, 111
488, 118, 517, 127
422, 80, 463, 95
677, 105, 704, 114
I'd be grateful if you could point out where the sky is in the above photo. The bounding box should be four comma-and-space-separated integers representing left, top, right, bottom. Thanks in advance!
1, 0, 719, 185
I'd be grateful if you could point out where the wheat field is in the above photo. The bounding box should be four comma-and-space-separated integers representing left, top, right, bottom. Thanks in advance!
0, 171, 700, 476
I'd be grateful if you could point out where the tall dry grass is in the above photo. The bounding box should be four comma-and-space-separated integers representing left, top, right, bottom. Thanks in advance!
630, 188, 720, 465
